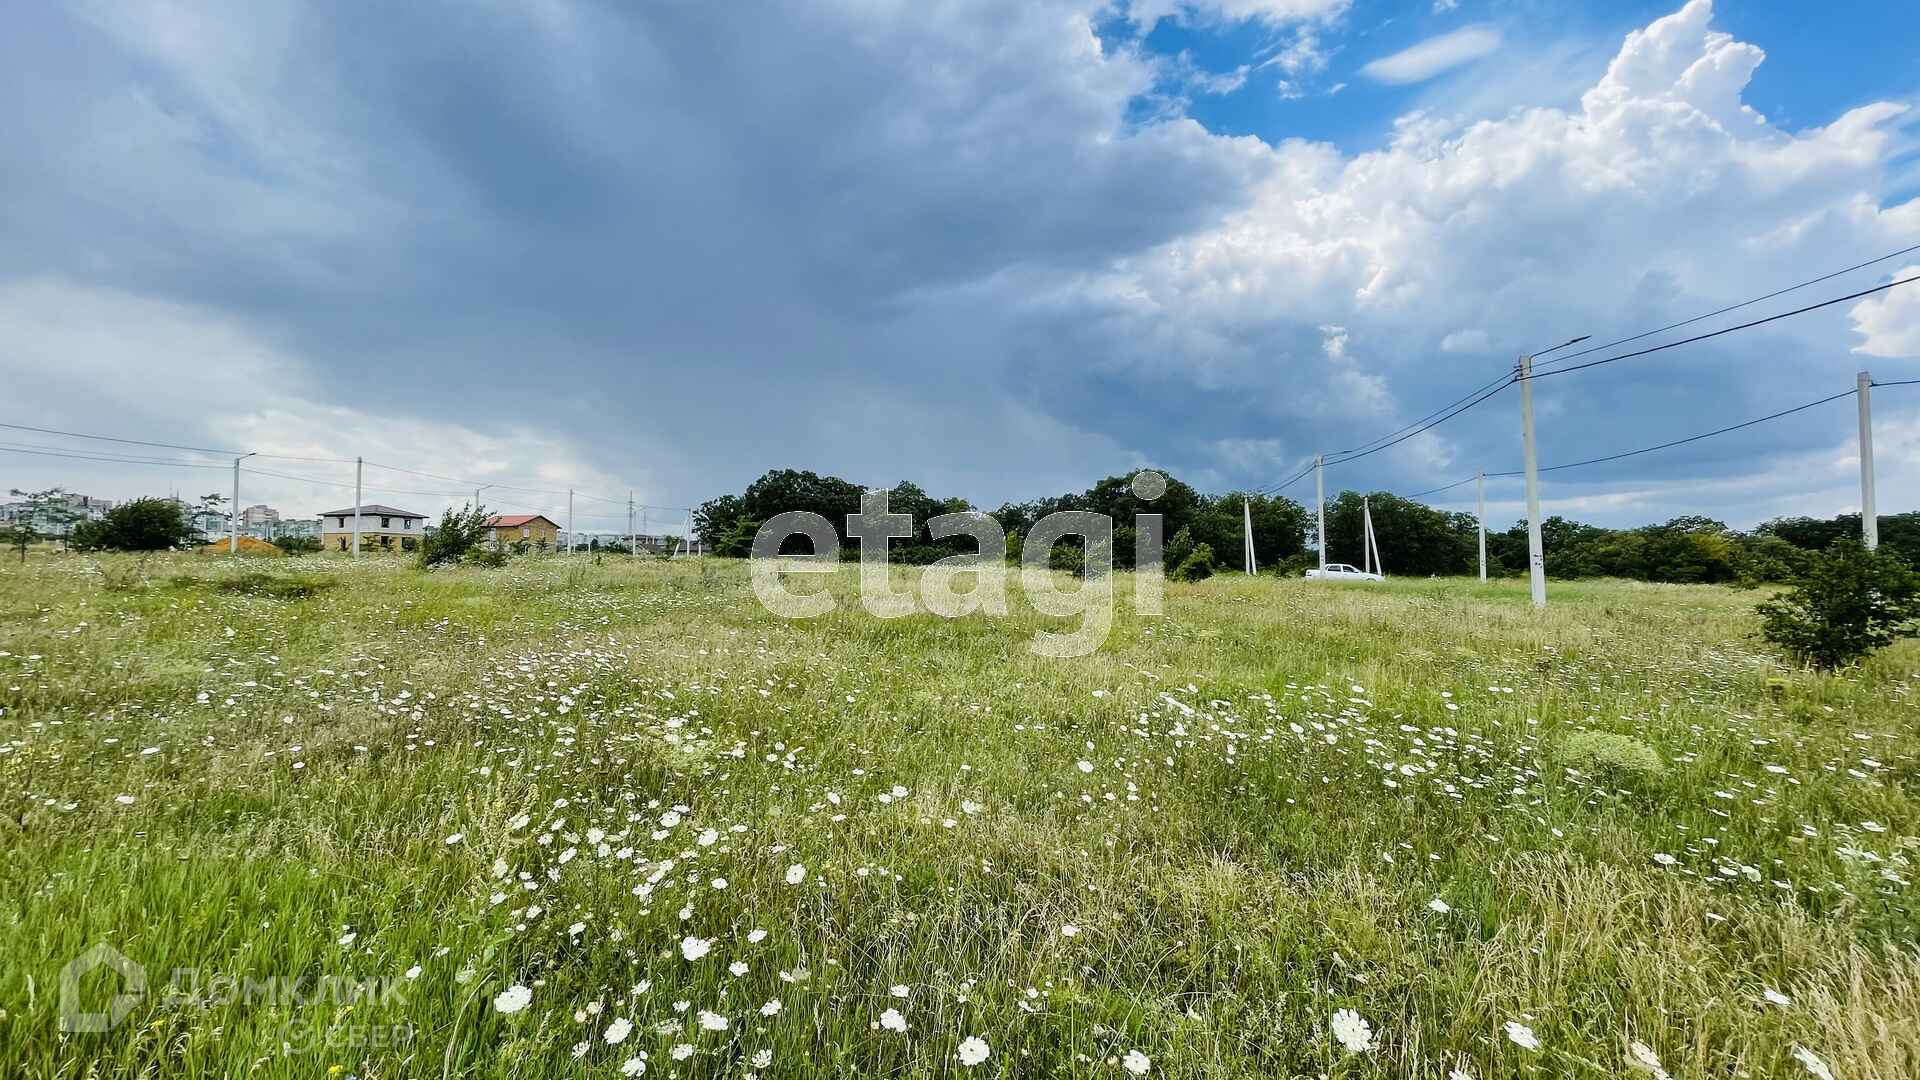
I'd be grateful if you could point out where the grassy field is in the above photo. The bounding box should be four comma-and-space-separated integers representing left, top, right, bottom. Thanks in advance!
1, 553, 1915, 1079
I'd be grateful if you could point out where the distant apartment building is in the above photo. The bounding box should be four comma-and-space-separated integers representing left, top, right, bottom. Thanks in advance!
2, 492, 118, 537
565, 531, 689, 553
319, 504, 427, 553
273, 518, 322, 541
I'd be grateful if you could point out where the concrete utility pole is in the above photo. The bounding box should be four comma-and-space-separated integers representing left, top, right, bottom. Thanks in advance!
1476, 470, 1488, 583
628, 492, 636, 558
1519, 353, 1547, 608
1360, 496, 1370, 575
1242, 498, 1257, 574
1859, 370, 1878, 551
475, 483, 491, 511
352, 456, 363, 558
566, 488, 574, 556
229, 451, 256, 553
1315, 453, 1327, 575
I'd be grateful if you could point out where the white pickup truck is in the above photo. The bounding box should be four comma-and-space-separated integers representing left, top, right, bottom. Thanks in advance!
1303, 563, 1383, 582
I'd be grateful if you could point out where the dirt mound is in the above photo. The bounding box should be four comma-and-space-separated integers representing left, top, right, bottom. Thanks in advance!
195, 536, 285, 557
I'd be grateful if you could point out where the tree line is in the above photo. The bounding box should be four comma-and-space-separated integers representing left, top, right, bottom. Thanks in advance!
694, 468, 1912, 585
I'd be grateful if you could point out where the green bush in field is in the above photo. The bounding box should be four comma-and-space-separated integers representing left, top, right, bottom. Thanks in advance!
419, 504, 493, 568
1757, 540, 1920, 670
1172, 542, 1215, 583
72, 497, 194, 552
1558, 730, 1664, 788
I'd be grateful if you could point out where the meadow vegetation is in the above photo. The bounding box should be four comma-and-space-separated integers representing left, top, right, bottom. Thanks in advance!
1, 554, 1915, 1078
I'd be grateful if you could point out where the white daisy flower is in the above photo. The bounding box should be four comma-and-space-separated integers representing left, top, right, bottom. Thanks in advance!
605, 1017, 634, 1044
494, 985, 533, 1014
957, 1036, 991, 1067
1503, 1021, 1540, 1051
1123, 1049, 1151, 1074
1330, 1009, 1373, 1053
1627, 1040, 1669, 1079
1792, 1045, 1833, 1079
680, 936, 713, 961
879, 1008, 907, 1033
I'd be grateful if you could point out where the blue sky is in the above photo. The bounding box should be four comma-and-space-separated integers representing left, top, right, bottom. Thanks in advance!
1131, 1, 1919, 158
2, 0, 1918, 534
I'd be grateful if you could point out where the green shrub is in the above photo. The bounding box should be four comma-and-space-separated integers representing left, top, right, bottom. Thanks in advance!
1558, 730, 1664, 788
1172, 542, 1215, 583
419, 505, 493, 568
1164, 526, 1196, 571
1757, 540, 1920, 670
463, 547, 509, 568
713, 516, 762, 559
1048, 543, 1085, 576
72, 498, 194, 552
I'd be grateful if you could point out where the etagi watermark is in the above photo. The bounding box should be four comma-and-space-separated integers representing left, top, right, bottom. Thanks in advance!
751, 470, 1168, 658
58, 942, 412, 1052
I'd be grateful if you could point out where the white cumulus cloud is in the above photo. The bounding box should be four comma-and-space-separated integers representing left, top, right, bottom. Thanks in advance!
1360, 26, 1503, 85
1849, 266, 1920, 358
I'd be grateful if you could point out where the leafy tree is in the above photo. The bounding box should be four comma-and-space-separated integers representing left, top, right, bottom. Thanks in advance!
742, 470, 863, 536
1165, 526, 1198, 572
7, 487, 82, 558
418, 504, 493, 568
188, 492, 228, 543
73, 498, 194, 551
1171, 542, 1215, 582
0, 524, 25, 563
693, 495, 745, 548
1757, 541, 1920, 670
713, 517, 763, 558
1189, 492, 1308, 573
1322, 491, 1473, 576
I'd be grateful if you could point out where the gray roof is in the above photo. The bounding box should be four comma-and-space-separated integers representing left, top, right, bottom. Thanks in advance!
319, 504, 427, 518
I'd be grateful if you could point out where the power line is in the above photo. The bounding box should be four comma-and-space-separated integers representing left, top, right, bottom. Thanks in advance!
1329, 370, 1517, 459
1330, 375, 1516, 468
1255, 460, 1321, 496
0, 422, 236, 457
0, 420, 357, 464
1401, 474, 1478, 500
1399, 386, 1868, 502
1505, 388, 1860, 476
0, 444, 229, 469
1251, 247, 1920, 497
1528, 275, 1920, 382
1533, 242, 1920, 373
0, 418, 684, 511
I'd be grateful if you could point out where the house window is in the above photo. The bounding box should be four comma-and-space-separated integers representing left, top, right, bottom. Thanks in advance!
337, 516, 346, 529
522, 527, 530, 539
381, 516, 391, 528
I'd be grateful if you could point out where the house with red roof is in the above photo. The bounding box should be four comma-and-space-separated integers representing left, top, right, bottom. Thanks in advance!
484, 513, 560, 551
